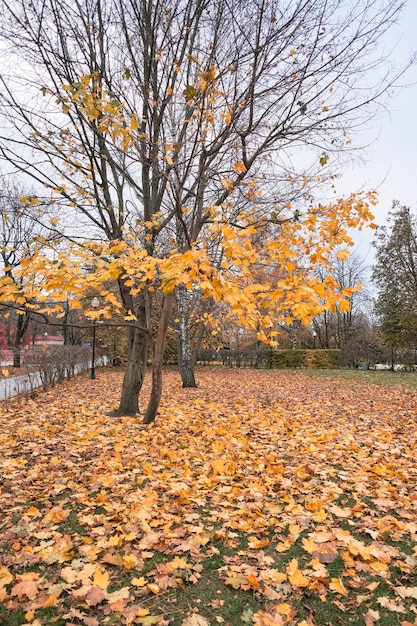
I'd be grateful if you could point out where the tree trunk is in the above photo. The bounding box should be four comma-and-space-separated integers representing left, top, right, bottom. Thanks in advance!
143, 294, 174, 424
176, 285, 198, 388
109, 293, 149, 417
112, 326, 147, 415
13, 313, 29, 368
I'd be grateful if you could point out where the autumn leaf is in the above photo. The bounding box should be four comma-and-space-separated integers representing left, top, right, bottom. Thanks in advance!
329, 577, 348, 596
92, 568, 110, 589
11, 579, 39, 600
335, 248, 350, 261
0, 567, 13, 587
233, 161, 246, 174
86, 586, 106, 607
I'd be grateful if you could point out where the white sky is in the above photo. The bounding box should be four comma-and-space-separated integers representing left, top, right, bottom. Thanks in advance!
338, 0, 417, 262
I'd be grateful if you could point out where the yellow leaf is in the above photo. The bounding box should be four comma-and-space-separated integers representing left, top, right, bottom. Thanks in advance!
50, 217, 58, 226
42, 593, 59, 607
136, 607, 150, 617
167, 557, 190, 571
288, 569, 309, 588
0, 567, 13, 587
338, 299, 351, 313
131, 576, 147, 587
275, 603, 292, 616
335, 248, 350, 261
1, 369, 9, 378
147, 583, 160, 594
93, 568, 110, 590
329, 577, 348, 596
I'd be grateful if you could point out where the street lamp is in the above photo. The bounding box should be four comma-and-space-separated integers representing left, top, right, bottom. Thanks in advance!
90, 297, 100, 379
312, 330, 317, 349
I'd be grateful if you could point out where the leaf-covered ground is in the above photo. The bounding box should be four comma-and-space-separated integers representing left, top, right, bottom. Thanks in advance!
0, 367, 416, 626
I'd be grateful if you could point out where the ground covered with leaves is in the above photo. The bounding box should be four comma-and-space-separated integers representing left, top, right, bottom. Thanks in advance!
0, 367, 416, 626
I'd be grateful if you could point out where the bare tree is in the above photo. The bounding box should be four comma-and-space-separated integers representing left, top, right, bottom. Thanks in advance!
0, 0, 409, 420
312, 251, 371, 349
0, 179, 52, 366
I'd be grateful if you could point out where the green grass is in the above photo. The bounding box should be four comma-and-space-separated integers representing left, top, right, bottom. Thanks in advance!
298, 367, 417, 388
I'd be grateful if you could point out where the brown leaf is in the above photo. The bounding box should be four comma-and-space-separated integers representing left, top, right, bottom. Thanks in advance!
10, 580, 39, 600
86, 586, 106, 607
181, 614, 210, 626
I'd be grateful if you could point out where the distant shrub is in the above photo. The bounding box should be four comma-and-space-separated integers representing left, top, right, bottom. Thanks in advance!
272, 350, 306, 369
272, 349, 341, 369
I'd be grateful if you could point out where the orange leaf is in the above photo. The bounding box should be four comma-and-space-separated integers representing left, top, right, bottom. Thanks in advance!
233, 161, 246, 174
246, 573, 261, 589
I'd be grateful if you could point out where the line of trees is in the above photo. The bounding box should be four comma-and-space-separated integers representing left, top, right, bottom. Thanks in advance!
0, 0, 411, 421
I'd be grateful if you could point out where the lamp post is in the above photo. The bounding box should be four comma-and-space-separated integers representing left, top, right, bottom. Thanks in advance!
90, 297, 99, 379
312, 330, 317, 349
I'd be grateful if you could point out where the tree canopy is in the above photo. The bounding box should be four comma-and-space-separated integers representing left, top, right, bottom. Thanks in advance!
0, 0, 408, 420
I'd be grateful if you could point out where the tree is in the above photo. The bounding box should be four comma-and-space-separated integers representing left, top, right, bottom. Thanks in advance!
0, 180, 53, 366
312, 250, 371, 349
373, 201, 417, 352
0, 0, 408, 421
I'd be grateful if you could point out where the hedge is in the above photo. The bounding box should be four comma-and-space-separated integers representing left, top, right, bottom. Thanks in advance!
272, 349, 341, 369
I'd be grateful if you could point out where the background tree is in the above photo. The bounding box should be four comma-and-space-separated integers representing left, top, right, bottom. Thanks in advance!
312, 251, 371, 349
0, 0, 408, 421
373, 201, 417, 355
0, 180, 53, 366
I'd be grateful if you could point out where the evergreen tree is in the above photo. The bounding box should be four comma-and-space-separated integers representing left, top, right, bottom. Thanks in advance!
373, 201, 417, 351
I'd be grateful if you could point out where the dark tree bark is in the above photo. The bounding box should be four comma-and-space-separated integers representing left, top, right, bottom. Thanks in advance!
143, 294, 174, 424
12, 313, 30, 368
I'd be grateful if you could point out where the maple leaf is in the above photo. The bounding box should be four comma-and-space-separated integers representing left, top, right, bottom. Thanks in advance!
0, 566, 13, 587
252, 609, 286, 625
92, 568, 110, 589
286, 559, 309, 588
329, 577, 348, 596
377, 596, 407, 612
233, 161, 246, 174
106, 585, 130, 604
86, 586, 106, 606
10, 579, 39, 600
364, 609, 380, 626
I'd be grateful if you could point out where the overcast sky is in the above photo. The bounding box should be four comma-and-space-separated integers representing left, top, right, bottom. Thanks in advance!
338, 0, 417, 262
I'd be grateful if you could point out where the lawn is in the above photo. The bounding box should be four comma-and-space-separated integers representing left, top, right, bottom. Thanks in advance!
0, 367, 416, 626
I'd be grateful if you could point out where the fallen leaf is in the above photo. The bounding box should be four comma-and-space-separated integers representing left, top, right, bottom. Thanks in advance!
181, 614, 210, 626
